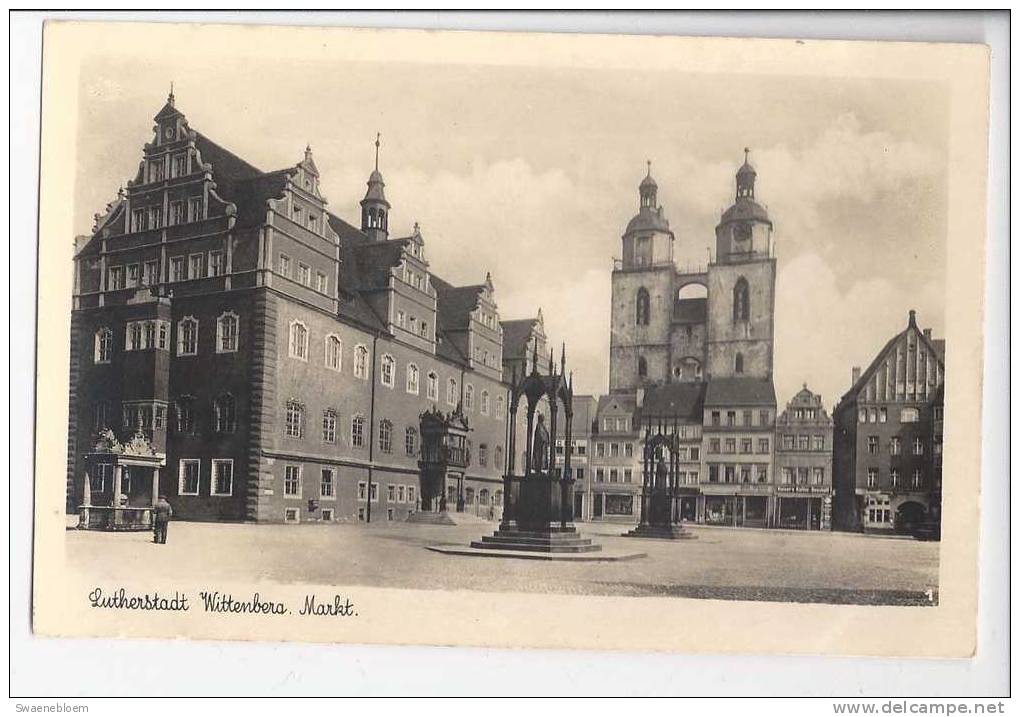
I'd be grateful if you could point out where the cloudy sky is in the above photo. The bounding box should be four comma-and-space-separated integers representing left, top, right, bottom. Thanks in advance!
74, 50, 948, 408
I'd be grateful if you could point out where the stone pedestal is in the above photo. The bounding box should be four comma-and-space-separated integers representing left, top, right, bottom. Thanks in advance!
623, 487, 696, 540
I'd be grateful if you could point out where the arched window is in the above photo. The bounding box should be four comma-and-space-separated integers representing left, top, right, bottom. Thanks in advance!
406, 363, 419, 394
353, 344, 369, 379
288, 320, 308, 360
638, 356, 648, 378
214, 394, 236, 433
480, 390, 490, 416
177, 317, 198, 356
479, 443, 489, 466
351, 415, 365, 447
733, 278, 750, 321
324, 335, 342, 371
494, 445, 504, 470
426, 371, 439, 401
94, 327, 113, 363
378, 419, 393, 453
447, 378, 458, 406
405, 426, 418, 456
636, 287, 651, 326
735, 352, 744, 374
285, 400, 304, 438
216, 312, 239, 353
495, 396, 505, 419
380, 354, 395, 387
465, 384, 475, 410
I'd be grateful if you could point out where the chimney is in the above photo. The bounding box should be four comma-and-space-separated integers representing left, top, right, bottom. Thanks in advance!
923, 328, 932, 340
636, 388, 645, 407
852, 366, 861, 385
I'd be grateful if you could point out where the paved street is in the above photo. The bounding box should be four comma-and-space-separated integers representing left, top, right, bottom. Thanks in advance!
66, 519, 940, 606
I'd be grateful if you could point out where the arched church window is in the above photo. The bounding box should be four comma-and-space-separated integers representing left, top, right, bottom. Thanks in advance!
636, 288, 650, 326
735, 353, 744, 374
638, 356, 648, 378
733, 278, 750, 322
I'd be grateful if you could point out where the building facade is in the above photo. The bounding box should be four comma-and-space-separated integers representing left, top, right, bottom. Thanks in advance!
774, 385, 833, 530
553, 394, 597, 520
66, 95, 548, 524
589, 394, 642, 521
831, 310, 945, 533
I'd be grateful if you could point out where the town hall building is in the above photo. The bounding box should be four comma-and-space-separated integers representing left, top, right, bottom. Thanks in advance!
66, 93, 549, 525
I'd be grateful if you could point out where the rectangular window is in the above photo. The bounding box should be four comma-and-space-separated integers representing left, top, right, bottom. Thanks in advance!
107, 266, 124, 290
170, 200, 186, 226
188, 197, 203, 222
756, 465, 768, 483
316, 272, 328, 293
812, 468, 824, 485
211, 459, 233, 496
188, 254, 204, 279
867, 468, 878, 488
171, 256, 186, 282
879, 408, 888, 423
709, 438, 720, 454
624, 443, 633, 458
724, 466, 735, 483
595, 469, 605, 483
132, 208, 146, 232
913, 438, 924, 455
742, 410, 752, 426
596, 443, 605, 457
322, 411, 337, 443
357, 482, 367, 501
369, 484, 378, 502
298, 263, 311, 287
891, 469, 900, 488
285, 508, 300, 523
284, 465, 301, 497
740, 466, 751, 483
812, 435, 824, 451
783, 434, 794, 450
781, 468, 793, 485
178, 459, 200, 496
279, 253, 291, 277
351, 417, 364, 448
623, 469, 633, 483
143, 260, 159, 286
321, 469, 334, 498
798, 435, 810, 450
208, 251, 224, 277
149, 160, 164, 183
398, 485, 406, 503
609, 469, 618, 483
708, 465, 719, 483
724, 438, 736, 454
690, 446, 700, 461
867, 436, 879, 454
726, 411, 736, 427
148, 206, 163, 229
758, 438, 769, 454
285, 403, 303, 438
741, 438, 752, 454
610, 443, 619, 457
126, 264, 140, 288
408, 486, 416, 505
387, 485, 395, 502
711, 411, 720, 427
759, 410, 770, 426
321, 509, 333, 521
912, 470, 923, 488
173, 153, 188, 177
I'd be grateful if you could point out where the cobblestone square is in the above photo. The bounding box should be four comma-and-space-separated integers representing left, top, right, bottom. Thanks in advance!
66, 519, 940, 606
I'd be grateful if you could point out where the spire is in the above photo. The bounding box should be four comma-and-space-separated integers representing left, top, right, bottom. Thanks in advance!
560, 342, 566, 375
168, 82, 175, 107
374, 132, 381, 172
361, 133, 390, 241
639, 160, 658, 209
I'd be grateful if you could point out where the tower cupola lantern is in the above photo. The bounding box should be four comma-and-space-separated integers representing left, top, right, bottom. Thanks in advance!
736, 147, 756, 199
360, 132, 390, 242
639, 160, 658, 209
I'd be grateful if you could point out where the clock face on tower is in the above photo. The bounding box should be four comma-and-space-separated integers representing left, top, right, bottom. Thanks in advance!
164, 127, 175, 140
734, 222, 752, 243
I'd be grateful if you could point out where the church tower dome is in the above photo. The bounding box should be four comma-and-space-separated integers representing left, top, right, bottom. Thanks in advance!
715, 148, 773, 263
360, 133, 390, 241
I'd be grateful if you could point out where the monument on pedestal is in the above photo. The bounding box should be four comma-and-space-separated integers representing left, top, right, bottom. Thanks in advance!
623, 417, 696, 540
469, 344, 602, 554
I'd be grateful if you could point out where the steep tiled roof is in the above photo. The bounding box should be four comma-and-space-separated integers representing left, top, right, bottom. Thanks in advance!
219, 169, 292, 229
838, 320, 946, 404
194, 132, 263, 183
642, 382, 707, 421
432, 276, 484, 331
704, 377, 776, 407
501, 318, 540, 359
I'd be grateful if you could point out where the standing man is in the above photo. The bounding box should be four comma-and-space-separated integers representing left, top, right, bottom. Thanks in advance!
153, 495, 173, 544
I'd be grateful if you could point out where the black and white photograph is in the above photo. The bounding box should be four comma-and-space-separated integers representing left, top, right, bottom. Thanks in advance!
22, 17, 999, 678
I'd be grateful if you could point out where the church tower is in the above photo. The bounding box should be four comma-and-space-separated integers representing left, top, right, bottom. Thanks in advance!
705, 149, 777, 379
608, 163, 676, 392
360, 133, 390, 241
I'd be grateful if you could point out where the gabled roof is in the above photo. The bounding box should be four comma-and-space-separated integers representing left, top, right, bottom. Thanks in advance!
839, 317, 945, 404
641, 382, 707, 421
218, 169, 292, 229
194, 132, 264, 184
597, 393, 637, 416
704, 377, 776, 407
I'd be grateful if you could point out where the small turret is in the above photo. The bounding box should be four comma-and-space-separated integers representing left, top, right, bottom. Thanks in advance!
360, 133, 390, 241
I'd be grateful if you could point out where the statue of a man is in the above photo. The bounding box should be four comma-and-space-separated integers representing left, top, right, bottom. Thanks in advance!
655, 455, 668, 489
531, 414, 549, 474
